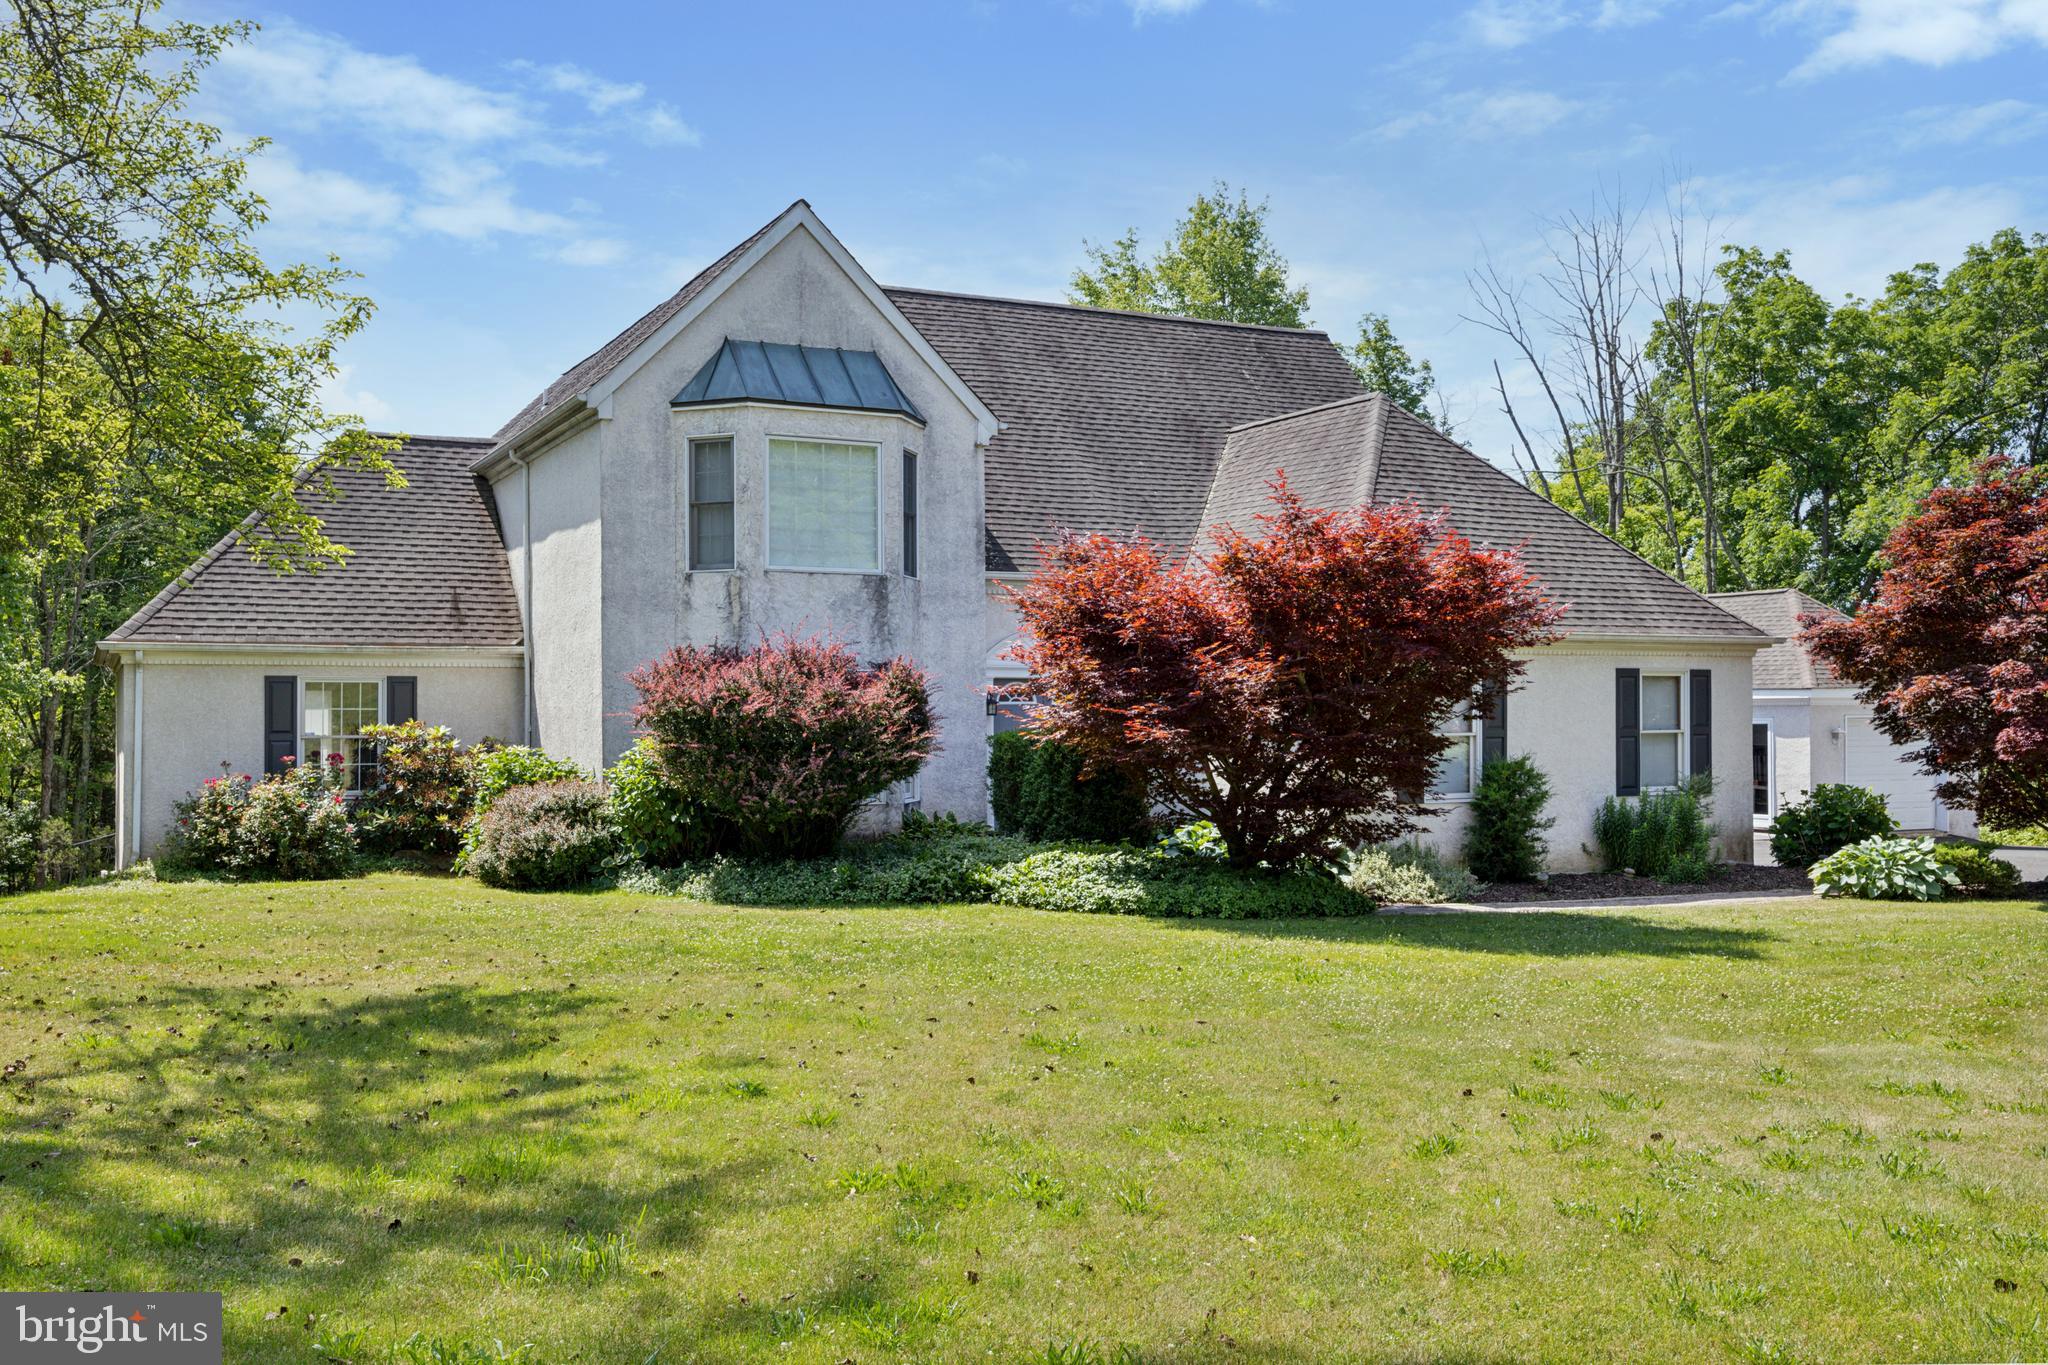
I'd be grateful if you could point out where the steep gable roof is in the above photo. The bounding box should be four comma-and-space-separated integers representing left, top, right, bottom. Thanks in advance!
102, 436, 523, 649
1708, 588, 1845, 686
1203, 394, 1770, 642
885, 287, 1364, 573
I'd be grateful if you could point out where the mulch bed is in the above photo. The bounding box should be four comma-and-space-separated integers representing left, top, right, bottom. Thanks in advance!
1468, 862, 1813, 904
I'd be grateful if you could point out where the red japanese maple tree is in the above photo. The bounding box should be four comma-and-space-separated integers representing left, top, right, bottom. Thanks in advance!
1804, 458, 2048, 830
1006, 481, 1564, 869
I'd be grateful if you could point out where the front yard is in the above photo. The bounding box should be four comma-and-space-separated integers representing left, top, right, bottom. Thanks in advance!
2, 876, 2045, 1363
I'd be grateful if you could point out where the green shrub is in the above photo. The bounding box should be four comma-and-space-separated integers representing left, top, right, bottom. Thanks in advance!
164, 761, 357, 880
989, 731, 1150, 844
355, 721, 474, 853
466, 781, 616, 890
1769, 784, 1897, 869
0, 802, 38, 892
1980, 824, 2048, 847
1153, 819, 1227, 861
0, 805, 95, 892
1811, 836, 1960, 901
457, 745, 584, 871
1593, 780, 1715, 882
1465, 756, 1553, 882
1346, 842, 1481, 904
606, 737, 708, 866
617, 816, 1032, 906
1930, 841, 2022, 896
984, 847, 1370, 919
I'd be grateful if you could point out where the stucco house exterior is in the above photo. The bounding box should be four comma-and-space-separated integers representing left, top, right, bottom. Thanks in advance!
102, 200, 1773, 872
1709, 588, 1973, 837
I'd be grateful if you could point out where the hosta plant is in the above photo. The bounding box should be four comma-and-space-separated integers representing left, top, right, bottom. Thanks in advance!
1810, 836, 1960, 902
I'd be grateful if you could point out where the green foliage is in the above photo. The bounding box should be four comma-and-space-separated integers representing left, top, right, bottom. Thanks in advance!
1810, 836, 1960, 901
1349, 311, 1446, 429
456, 746, 584, 870
1929, 842, 2022, 897
1345, 842, 1481, 905
162, 761, 357, 880
624, 820, 1031, 908
1465, 755, 1554, 882
605, 737, 708, 867
989, 731, 1150, 844
1769, 784, 1897, 869
1153, 819, 1227, 861
983, 846, 1370, 919
1593, 781, 1715, 882
0, 802, 94, 891
355, 722, 474, 854
1068, 183, 1310, 327
1981, 824, 2048, 847
465, 781, 617, 891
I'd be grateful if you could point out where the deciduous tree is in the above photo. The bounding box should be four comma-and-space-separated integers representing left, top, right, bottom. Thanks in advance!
1804, 459, 2048, 829
1006, 482, 1563, 869
1069, 184, 1310, 327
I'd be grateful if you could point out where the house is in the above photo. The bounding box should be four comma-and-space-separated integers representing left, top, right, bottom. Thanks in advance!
101, 200, 1773, 872
1708, 588, 1973, 837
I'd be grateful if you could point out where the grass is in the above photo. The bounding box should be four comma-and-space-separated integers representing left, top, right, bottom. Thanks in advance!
1, 873, 2045, 1362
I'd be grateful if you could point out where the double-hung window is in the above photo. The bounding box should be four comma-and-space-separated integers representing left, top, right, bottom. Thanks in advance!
1639, 673, 1684, 789
689, 437, 735, 570
1430, 706, 1480, 800
768, 438, 878, 571
301, 681, 380, 791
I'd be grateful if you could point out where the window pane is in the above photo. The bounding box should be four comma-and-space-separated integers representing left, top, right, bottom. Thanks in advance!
769, 438, 878, 570
691, 440, 733, 503
903, 451, 919, 578
691, 501, 734, 570
301, 681, 380, 791
1431, 735, 1473, 797
1642, 732, 1680, 789
1642, 675, 1681, 731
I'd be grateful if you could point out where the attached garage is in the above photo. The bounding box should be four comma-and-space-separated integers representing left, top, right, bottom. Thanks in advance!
1843, 716, 1939, 830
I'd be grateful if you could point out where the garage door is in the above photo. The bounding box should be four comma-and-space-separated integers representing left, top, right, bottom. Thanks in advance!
1843, 717, 1938, 829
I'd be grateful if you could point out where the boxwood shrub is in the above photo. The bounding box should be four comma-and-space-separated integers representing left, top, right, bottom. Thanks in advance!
1769, 783, 1896, 869
988, 731, 1150, 844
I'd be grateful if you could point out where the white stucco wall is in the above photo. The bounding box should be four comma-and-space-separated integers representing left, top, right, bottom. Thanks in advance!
112, 650, 523, 863
1754, 690, 1967, 835
504, 224, 992, 821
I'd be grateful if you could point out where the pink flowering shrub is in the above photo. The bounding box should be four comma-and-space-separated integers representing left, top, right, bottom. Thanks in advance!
164, 757, 357, 879
628, 634, 937, 859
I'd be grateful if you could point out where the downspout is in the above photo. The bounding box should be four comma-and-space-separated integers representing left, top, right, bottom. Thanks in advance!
129, 650, 144, 866
509, 448, 535, 745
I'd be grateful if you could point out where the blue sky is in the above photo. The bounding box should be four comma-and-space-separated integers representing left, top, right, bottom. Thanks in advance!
191, 0, 2048, 467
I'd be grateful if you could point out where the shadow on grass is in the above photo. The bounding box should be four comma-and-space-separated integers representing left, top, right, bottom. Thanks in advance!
1163, 910, 1776, 959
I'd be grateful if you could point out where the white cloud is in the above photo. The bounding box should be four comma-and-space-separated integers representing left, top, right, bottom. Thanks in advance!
1898, 98, 2048, 147
639, 103, 702, 147
218, 25, 529, 146
552, 236, 631, 267
1374, 88, 1587, 141
1128, 0, 1204, 18
511, 60, 645, 113
241, 143, 404, 256
1463, 0, 1572, 46
321, 364, 396, 425
1787, 0, 2048, 78
1593, 0, 1670, 25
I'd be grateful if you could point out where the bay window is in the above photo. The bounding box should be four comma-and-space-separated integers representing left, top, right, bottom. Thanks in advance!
768, 437, 879, 571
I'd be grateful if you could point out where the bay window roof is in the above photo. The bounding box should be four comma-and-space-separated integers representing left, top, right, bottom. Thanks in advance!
672, 337, 925, 424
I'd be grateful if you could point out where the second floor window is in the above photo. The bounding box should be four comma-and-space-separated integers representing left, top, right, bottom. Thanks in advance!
903, 450, 919, 577
768, 437, 878, 572
689, 437, 734, 570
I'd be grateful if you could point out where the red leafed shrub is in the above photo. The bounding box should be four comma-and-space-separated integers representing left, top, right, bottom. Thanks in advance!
1007, 480, 1564, 869
627, 634, 938, 859
1805, 458, 2048, 829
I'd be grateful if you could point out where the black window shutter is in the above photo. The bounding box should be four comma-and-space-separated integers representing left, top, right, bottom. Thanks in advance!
1479, 678, 1508, 767
1615, 668, 1640, 797
264, 675, 297, 775
1690, 669, 1712, 779
386, 675, 418, 725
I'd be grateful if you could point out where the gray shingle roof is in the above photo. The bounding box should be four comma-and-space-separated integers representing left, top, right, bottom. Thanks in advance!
1708, 589, 1843, 686
673, 338, 925, 422
492, 203, 795, 447
884, 287, 1365, 573
103, 436, 524, 649
1204, 394, 1770, 642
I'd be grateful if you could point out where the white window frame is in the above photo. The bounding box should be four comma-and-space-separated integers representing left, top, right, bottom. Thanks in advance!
1428, 707, 1483, 803
1638, 671, 1687, 793
1751, 717, 1776, 828
686, 432, 737, 573
299, 678, 384, 794
764, 434, 884, 575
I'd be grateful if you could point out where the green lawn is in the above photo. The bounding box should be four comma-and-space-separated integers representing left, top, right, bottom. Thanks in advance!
2, 875, 2045, 1363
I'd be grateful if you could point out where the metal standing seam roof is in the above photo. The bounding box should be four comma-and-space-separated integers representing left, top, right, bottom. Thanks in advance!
101, 435, 524, 649
1707, 589, 1848, 686
1202, 394, 1774, 642
673, 338, 925, 422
